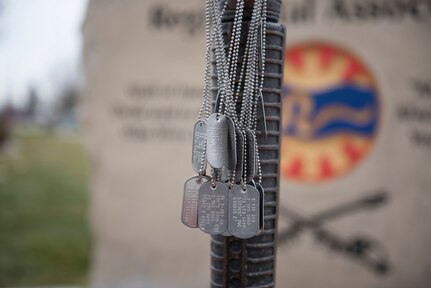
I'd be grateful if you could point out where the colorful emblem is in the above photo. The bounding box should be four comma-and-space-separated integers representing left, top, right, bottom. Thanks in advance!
281, 42, 380, 183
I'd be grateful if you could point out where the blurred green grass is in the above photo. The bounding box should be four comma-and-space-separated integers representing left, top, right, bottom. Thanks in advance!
0, 131, 90, 286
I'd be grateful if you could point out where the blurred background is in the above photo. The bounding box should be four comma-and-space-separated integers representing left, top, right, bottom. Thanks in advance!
0, 0, 89, 286
1, 0, 431, 287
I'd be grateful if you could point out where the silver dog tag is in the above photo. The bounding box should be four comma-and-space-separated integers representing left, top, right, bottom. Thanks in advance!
229, 184, 260, 239
234, 129, 245, 183
256, 182, 265, 232
220, 166, 230, 183
226, 116, 237, 171
221, 225, 232, 236
220, 117, 237, 182
192, 121, 207, 173
245, 130, 256, 183
221, 185, 232, 236
181, 176, 210, 228
198, 181, 229, 235
207, 114, 229, 169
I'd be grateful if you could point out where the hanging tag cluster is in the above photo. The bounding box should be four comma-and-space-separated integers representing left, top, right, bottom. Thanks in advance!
181, 0, 267, 239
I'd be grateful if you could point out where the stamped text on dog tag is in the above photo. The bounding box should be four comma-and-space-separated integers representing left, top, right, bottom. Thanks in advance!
207, 114, 229, 169
182, 176, 210, 228
198, 181, 229, 234
229, 184, 260, 239
192, 121, 207, 173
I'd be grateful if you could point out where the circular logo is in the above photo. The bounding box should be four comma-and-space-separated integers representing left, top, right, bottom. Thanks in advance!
281, 42, 380, 184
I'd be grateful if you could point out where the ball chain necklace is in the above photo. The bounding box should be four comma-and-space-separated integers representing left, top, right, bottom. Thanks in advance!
181, 0, 268, 239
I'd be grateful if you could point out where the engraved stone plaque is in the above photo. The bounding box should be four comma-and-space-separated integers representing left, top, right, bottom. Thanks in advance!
198, 181, 229, 235
192, 121, 207, 173
229, 184, 260, 239
206, 114, 229, 169
181, 176, 210, 228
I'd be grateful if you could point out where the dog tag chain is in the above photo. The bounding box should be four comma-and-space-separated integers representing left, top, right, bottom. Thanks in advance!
181, 0, 268, 239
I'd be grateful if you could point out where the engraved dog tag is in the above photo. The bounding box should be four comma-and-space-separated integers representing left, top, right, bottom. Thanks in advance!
256, 182, 265, 232
207, 114, 229, 169
229, 184, 260, 239
220, 166, 230, 183
220, 117, 237, 182
181, 176, 210, 228
226, 116, 237, 171
221, 185, 232, 236
245, 130, 256, 183
214, 90, 221, 113
234, 129, 244, 183
198, 181, 229, 235
221, 225, 232, 236
192, 121, 207, 173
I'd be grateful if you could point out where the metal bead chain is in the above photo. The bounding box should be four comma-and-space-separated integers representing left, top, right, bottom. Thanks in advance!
205, 0, 267, 185
226, 0, 244, 183
242, 0, 262, 130
211, 0, 232, 117
242, 130, 248, 188
254, 0, 267, 184
210, 0, 236, 182
234, 0, 261, 124
209, 0, 230, 116
254, 131, 263, 184
229, 132, 237, 187
210, 0, 226, 115
236, 1, 255, 126
227, 0, 244, 98
252, 0, 267, 131
220, 0, 239, 123
252, 0, 267, 185
199, 138, 208, 176
236, 0, 260, 185
198, 0, 214, 121
234, 26, 249, 121
243, 0, 266, 184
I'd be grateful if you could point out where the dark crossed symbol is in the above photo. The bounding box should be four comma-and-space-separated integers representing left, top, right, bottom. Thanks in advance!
278, 190, 391, 275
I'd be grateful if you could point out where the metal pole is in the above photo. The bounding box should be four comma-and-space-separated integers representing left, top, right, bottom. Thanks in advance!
210, 1, 285, 287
